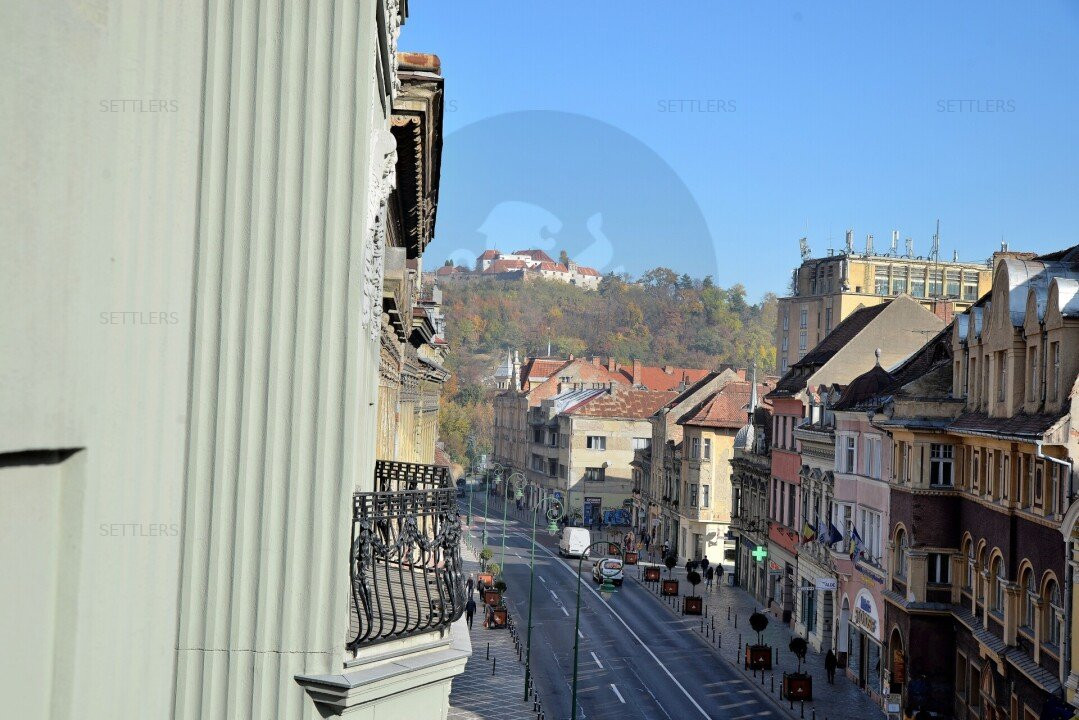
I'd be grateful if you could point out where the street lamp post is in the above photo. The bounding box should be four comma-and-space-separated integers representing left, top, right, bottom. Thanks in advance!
571, 540, 622, 720
523, 495, 564, 700
483, 471, 497, 546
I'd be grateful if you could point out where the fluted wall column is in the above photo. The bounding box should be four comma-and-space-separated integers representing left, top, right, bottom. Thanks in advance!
173, 1, 389, 718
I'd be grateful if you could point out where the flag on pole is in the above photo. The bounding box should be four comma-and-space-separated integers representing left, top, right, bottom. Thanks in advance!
826, 522, 843, 547
802, 521, 817, 543
850, 527, 865, 559
816, 517, 828, 544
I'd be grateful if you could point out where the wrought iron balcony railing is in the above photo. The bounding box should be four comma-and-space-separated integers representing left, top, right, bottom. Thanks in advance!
347, 460, 465, 652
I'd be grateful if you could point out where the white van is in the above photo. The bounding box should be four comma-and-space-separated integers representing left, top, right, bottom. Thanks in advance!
558, 527, 591, 558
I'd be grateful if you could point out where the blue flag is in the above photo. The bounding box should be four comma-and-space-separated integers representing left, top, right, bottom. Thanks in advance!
826, 522, 843, 546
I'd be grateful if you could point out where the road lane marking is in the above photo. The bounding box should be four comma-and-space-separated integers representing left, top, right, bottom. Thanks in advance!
610, 684, 625, 703
561, 606, 569, 617
513, 531, 713, 720
549, 589, 559, 601
627, 665, 672, 720
578, 629, 584, 639
718, 700, 755, 710
539, 575, 547, 584
591, 651, 603, 669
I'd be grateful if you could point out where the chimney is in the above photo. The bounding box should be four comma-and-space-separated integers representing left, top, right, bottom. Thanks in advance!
607, 357, 616, 372
568, 353, 574, 361
930, 299, 954, 324
591, 356, 600, 366
632, 359, 642, 385
663, 365, 673, 374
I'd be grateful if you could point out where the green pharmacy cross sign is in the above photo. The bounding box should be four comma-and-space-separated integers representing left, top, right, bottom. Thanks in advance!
752, 546, 768, 563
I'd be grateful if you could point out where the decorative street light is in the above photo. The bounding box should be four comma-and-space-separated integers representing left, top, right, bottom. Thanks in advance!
571, 540, 623, 720
523, 495, 564, 701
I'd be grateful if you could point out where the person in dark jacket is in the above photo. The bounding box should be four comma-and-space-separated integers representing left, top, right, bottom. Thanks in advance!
700, 556, 710, 577
465, 597, 477, 629
466, 573, 475, 597
825, 649, 838, 683
705, 566, 715, 588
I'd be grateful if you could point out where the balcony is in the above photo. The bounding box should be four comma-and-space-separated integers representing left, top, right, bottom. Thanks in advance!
347, 460, 465, 652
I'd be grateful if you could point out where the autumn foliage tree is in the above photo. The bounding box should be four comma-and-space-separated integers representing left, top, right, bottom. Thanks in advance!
435, 269, 777, 464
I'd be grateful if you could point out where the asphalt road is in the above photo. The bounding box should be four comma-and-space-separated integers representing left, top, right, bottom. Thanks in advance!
466, 501, 779, 720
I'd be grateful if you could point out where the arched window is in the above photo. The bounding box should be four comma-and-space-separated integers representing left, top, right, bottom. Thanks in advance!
894, 528, 908, 578
1022, 569, 1036, 630
992, 557, 1005, 613
1045, 580, 1062, 647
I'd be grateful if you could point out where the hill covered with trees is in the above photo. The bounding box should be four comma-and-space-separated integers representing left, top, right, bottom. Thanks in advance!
435, 269, 777, 465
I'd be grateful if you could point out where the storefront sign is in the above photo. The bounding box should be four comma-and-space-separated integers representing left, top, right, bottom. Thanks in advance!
853, 588, 880, 639
815, 578, 837, 591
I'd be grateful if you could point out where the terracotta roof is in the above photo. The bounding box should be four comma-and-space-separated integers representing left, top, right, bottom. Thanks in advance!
522, 357, 570, 381
770, 302, 891, 397
434, 446, 453, 468
434, 265, 462, 276
568, 388, 679, 419
477, 249, 501, 260
574, 266, 601, 277
485, 259, 527, 273
678, 380, 776, 428
513, 249, 556, 263
619, 364, 711, 391
537, 261, 568, 272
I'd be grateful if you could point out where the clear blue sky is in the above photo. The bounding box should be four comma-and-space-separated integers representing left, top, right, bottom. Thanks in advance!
402, 1, 1079, 300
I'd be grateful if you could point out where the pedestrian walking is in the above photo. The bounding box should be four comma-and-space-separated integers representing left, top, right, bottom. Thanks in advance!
825, 649, 837, 683
705, 566, 715, 588
700, 556, 710, 577
466, 573, 475, 597
715, 562, 724, 584
465, 597, 477, 629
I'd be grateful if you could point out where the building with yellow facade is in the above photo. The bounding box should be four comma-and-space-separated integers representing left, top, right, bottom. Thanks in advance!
775, 232, 998, 374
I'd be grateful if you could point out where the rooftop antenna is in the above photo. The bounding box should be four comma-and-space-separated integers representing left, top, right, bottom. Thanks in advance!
799, 237, 811, 260
890, 230, 899, 256
865, 233, 874, 255
845, 229, 854, 255
905, 237, 914, 258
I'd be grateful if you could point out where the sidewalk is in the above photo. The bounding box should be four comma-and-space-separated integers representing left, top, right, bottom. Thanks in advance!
448, 522, 547, 720
631, 561, 884, 720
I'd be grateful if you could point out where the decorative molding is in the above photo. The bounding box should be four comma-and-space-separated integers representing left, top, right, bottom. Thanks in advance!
363, 129, 398, 341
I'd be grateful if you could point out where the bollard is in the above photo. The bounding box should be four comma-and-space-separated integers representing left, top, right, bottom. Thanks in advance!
486, 643, 490, 660
771, 675, 774, 693
775, 647, 779, 665
711, 616, 715, 632
728, 605, 731, 620
800, 700, 804, 718
789, 696, 793, 710
734, 614, 738, 628
812, 710, 816, 720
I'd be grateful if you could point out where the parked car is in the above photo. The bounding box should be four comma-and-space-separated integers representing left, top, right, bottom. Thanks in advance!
558, 527, 591, 558
592, 558, 623, 586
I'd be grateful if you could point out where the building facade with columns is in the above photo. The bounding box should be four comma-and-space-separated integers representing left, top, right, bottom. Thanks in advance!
0, 3, 468, 718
